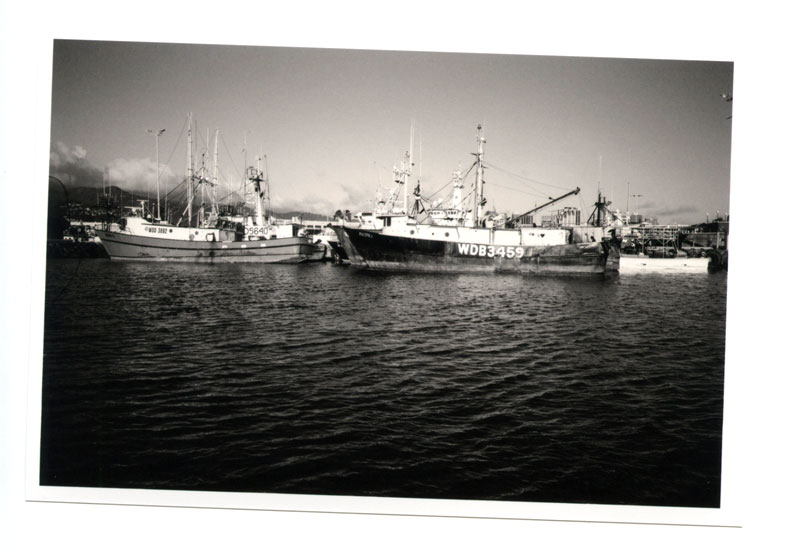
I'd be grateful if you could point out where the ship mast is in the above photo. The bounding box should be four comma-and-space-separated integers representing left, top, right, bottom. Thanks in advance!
200, 132, 207, 226
452, 165, 463, 210
249, 158, 266, 228
473, 124, 486, 227
214, 128, 219, 214
404, 125, 414, 215
591, 190, 611, 227
213, 128, 219, 216
256, 156, 264, 227
263, 155, 272, 223
186, 113, 194, 225
148, 127, 165, 220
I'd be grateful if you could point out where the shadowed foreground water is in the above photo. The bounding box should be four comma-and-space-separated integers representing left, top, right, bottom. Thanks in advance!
40, 259, 727, 507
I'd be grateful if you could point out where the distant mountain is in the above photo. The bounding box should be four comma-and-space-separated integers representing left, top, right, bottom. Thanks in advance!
48, 183, 149, 209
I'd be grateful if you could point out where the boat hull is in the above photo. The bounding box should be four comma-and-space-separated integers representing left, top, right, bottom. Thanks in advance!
327, 239, 349, 262
97, 230, 318, 263
619, 254, 710, 273
334, 226, 619, 274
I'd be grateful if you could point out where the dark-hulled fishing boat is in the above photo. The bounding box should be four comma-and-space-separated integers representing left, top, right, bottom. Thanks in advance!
333, 125, 619, 274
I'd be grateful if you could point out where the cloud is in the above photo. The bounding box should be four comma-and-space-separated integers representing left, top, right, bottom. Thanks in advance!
645, 203, 721, 225
50, 141, 88, 166
49, 141, 364, 215
72, 145, 87, 159
49, 141, 103, 188
107, 157, 156, 192
49, 142, 176, 194
655, 204, 698, 218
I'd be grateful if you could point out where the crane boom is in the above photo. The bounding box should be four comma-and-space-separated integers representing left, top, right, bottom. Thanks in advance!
506, 187, 581, 225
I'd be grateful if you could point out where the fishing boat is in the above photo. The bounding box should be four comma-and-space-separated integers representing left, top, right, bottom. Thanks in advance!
619, 253, 711, 273
97, 115, 320, 263
605, 211, 727, 273
332, 125, 620, 274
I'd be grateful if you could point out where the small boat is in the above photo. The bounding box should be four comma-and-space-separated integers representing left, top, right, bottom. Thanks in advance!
607, 214, 728, 273
310, 226, 349, 263
97, 115, 320, 263
619, 253, 711, 273
332, 125, 619, 274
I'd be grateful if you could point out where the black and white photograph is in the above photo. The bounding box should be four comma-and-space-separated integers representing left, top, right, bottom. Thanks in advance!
40, 39, 733, 506
4, 2, 799, 555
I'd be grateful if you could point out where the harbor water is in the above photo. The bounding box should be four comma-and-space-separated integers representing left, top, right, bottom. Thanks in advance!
40, 260, 727, 508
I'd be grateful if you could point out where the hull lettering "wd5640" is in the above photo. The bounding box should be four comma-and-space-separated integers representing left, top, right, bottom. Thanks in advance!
457, 243, 524, 258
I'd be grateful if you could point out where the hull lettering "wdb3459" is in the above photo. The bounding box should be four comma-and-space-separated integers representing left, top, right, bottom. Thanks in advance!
457, 243, 525, 258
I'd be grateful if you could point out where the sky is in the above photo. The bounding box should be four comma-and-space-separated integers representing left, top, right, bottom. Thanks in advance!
48, 40, 733, 224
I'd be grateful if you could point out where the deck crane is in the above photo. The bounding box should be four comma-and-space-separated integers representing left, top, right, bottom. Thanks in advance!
505, 187, 581, 227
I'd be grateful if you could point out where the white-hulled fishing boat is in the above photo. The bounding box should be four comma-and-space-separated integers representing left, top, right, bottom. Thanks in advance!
97, 115, 320, 263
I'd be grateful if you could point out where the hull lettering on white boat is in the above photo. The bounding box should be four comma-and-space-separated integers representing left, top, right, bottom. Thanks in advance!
244, 226, 271, 236
97, 230, 318, 263
456, 243, 525, 258
144, 226, 170, 235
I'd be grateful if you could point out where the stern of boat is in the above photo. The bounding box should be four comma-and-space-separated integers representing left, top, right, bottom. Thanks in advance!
602, 239, 621, 273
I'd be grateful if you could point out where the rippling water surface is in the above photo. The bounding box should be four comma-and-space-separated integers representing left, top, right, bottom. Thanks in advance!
40, 260, 727, 507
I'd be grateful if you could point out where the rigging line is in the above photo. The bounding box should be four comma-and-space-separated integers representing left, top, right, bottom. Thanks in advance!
463, 159, 479, 177
163, 177, 189, 204
484, 162, 572, 192
406, 156, 481, 211
419, 159, 479, 210
422, 177, 456, 204
162, 116, 188, 168
423, 174, 470, 209
217, 190, 236, 203
444, 159, 477, 191
460, 160, 478, 186
490, 181, 554, 198
426, 196, 458, 212
576, 193, 590, 222
219, 132, 244, 184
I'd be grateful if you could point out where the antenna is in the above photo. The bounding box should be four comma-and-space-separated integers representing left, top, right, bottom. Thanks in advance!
409, 121, 414, 170
405, 121, 414, 215
597, 154, 603, 194
263, 154, 272, 221
627, 181, 630, 213
418, 129, 422, 185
